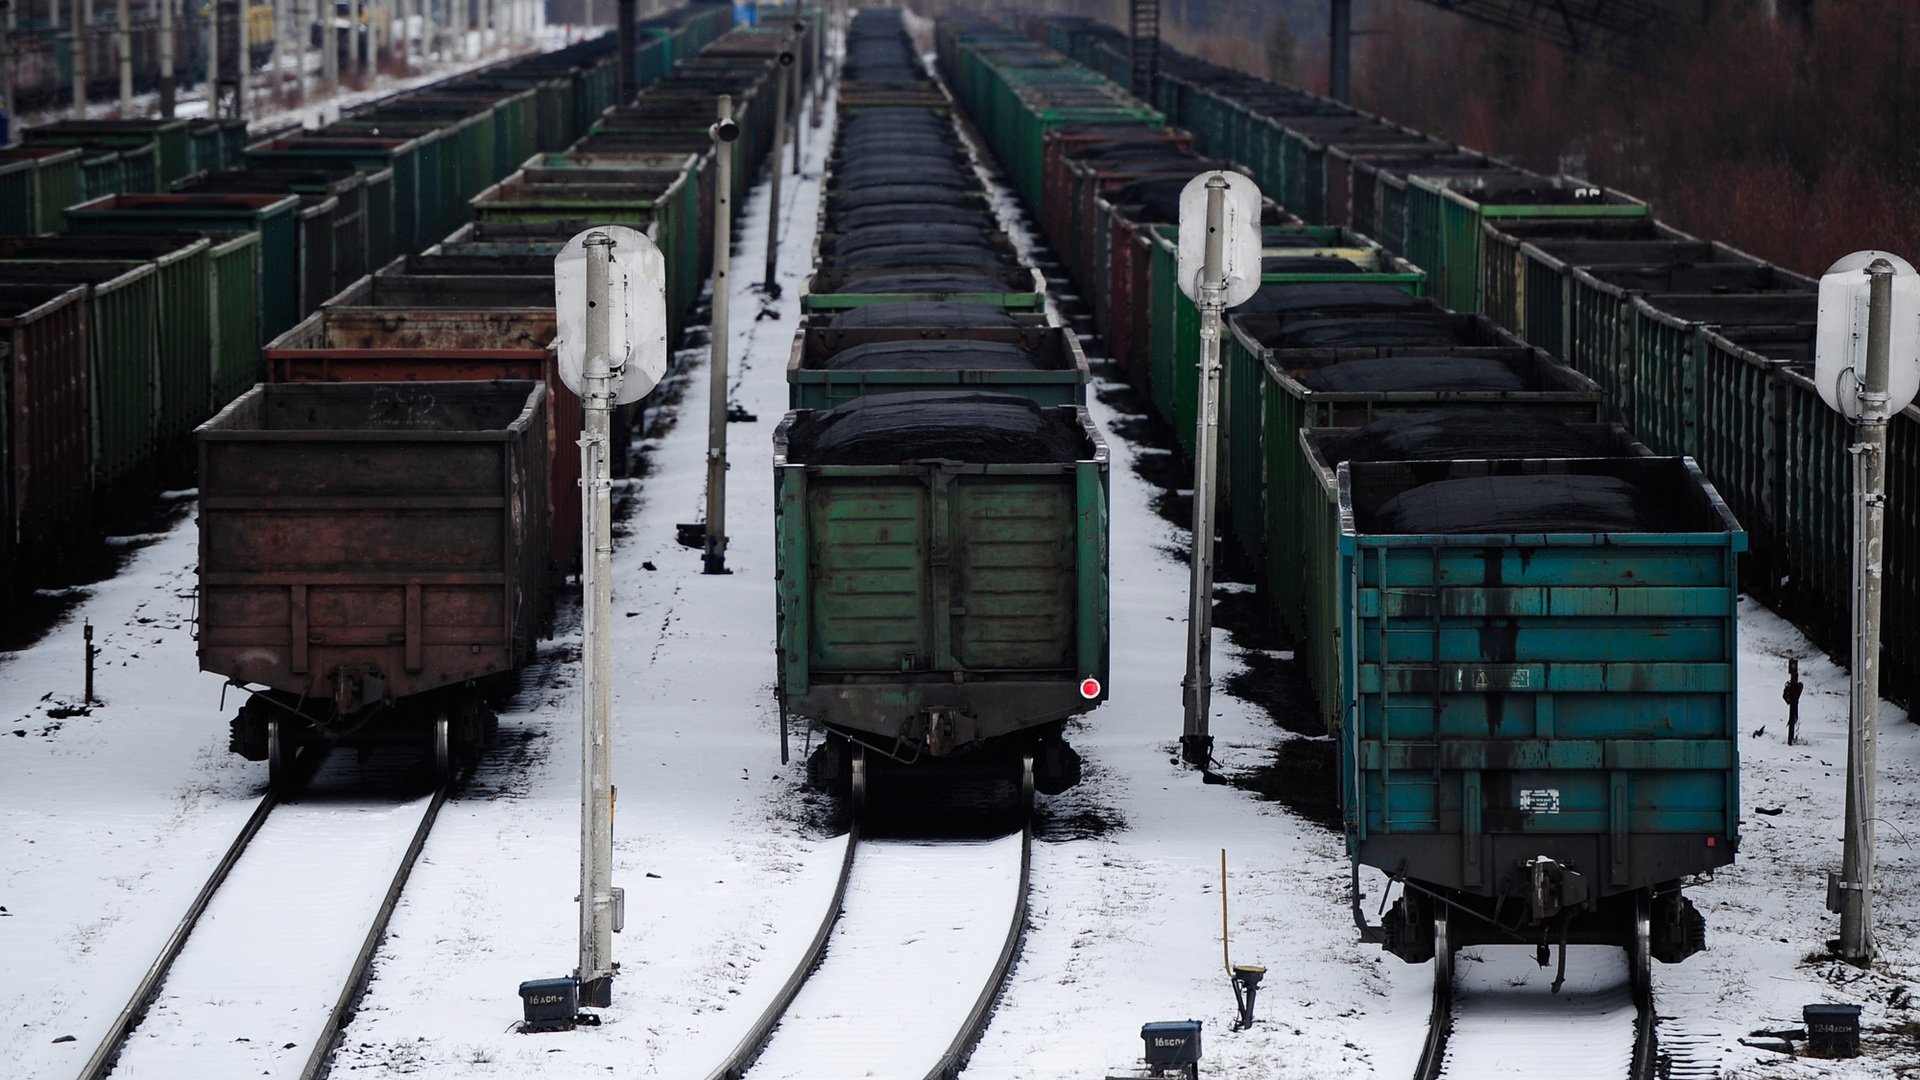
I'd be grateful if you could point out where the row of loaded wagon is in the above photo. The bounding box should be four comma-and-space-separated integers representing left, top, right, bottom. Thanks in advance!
1042, 14, 1904, 701
0, 5, 737, 601
193, 10, 806, 777
775, 8, 1106, 798
947, 16, 1740, 964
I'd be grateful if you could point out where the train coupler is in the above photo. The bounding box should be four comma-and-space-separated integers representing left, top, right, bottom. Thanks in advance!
1524, 856, 1589, 921
922, 709, 976, 757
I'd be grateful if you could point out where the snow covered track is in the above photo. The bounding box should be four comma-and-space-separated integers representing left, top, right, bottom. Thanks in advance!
1417, 934, 1661, 1080
706, 825, 1032, 1080
79, 754, 449, 1080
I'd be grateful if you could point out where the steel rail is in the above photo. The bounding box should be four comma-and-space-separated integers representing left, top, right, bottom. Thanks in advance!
76, 740, 332, 1080
301, 784, 450, 1080
700, 823, 862, 1080
921, 822, 1033, 1080
1411, 911, 1453, 1080
74, 790, 284, 1080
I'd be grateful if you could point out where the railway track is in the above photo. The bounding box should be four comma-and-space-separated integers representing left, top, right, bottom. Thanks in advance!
1413, 909, 1663, 1080
77, 749, 448, 1080
703, 757, 1033, 1080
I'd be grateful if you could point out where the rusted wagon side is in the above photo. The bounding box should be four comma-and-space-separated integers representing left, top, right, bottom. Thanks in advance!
196, 380, 550, 784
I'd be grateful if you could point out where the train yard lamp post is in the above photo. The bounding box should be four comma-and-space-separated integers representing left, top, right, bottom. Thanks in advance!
702, 94, 740, 575
1815, 251, 1920, 965
524, 226, 667, 1026
1176, 170, 1262, 767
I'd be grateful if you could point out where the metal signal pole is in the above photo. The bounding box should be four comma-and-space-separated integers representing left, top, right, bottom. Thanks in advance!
1838, 258, 1895, 965
1329, 0, 1352, 101
576, 231, 620, 1007
703, 94, 738, 575
1180, 174, 1229, 768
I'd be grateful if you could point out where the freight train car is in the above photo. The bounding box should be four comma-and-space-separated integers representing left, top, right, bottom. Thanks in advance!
776, 9, 1109, 803
941, 14, 1744, 976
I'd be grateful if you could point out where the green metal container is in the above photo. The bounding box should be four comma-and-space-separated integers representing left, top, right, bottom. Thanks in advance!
1293, 422, 1649, 730
14, 260, 160, 492
24, 118, 193, 186
786, 325, 1090, 409
206, 232, 264, 412
243, 135, 418, 264
0, 234, 213, 452
1337, 456, 1743, 906
1145, 223, 1427, 461
64, 192, 303, 344
0, 148, 84, 236
1408, 174, 1649, 315
76, 145, 128, 202
470, 159, 698, 339
1232, 311, 1606, 639
1477, 217, 1701, 353
1570, 265, 1811, 431
773, 401, 1111, 753
801, 267, 1047, 314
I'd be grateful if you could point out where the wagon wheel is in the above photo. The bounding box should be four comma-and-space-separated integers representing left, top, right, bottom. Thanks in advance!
267, 718, 291, 794
1017, 752, 1036, 825
849, 743, 868, 821
433, 708, 455, 787
1629, 890, 1653, 1007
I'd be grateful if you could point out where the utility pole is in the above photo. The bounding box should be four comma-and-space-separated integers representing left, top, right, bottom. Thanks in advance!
762, 44, 792, 295
115, 0, 131, 116
159, 0, 176, 116
0, 0, 13, 143
322, 0, 336, 94
1329, 0, 1351, 101
702, 94, 738, 576
615, 0, 633, 100
72, 0, 86, 118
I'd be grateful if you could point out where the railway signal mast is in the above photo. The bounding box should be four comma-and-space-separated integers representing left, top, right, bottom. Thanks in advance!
1816, 251, 1920, 965
1177, 170, 1263, 767
521, 227, 667, 1027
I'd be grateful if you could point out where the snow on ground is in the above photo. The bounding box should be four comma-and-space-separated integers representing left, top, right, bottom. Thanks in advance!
4, 37, 1920, 1080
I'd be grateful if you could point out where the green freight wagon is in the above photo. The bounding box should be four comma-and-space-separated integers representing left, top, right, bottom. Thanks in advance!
14, 261, 160, 494
0, 284, 91, 571
1229, 311, 1607, 640
1145, 224, 1427, 461
1293, 422, 1648, 732
786, 324, 1090, 409
1476, 217, 1701, 353
64, 192, 302, 345
24, 118, 193, 187
1406, 174, 1649, 316
0, 148, 82, 236
0, 235, 212, 457
243, 135, 416, 265
773, 395, 1109, 795
1339, 456, 1741, 960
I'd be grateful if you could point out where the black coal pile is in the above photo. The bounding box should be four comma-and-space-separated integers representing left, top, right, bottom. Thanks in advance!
1299, 356, 1527, 393
1325, 412, 1608, 463
788, 392, 1084, 465
824, 272, 1012, 296
1370, 474, 1678, 535
827, 302, 1021, 329
816, 340, 1043, 372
